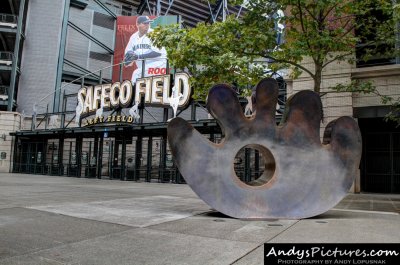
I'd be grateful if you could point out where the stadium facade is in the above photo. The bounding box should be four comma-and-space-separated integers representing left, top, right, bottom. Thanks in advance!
0, 0, 399, 193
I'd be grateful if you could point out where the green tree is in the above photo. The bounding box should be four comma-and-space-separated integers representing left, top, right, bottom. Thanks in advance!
151, 0, 399, 123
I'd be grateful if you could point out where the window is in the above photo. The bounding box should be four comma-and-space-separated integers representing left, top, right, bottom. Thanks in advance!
356, 1, 397, 67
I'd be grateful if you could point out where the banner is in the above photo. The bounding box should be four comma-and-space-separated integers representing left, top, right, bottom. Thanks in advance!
112, 15, 179, 83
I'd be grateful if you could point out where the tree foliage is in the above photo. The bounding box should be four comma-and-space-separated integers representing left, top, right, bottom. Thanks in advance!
150, 0, 399, 124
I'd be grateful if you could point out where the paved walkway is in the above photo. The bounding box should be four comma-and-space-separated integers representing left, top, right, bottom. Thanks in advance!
0, 173, 399, 265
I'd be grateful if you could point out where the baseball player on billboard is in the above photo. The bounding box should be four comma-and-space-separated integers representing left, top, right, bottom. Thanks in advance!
123, 16, 167, 83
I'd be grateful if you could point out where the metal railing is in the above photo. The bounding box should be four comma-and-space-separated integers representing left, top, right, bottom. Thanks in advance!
0, 13, 17, 25
0, 51, 13, 65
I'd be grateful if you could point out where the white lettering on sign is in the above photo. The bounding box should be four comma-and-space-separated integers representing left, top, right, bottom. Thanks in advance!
77, 73, 191, 117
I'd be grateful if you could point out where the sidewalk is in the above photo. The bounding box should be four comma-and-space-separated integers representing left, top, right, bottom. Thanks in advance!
0, 173, 399, 265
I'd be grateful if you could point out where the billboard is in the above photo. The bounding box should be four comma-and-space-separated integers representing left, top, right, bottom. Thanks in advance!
112, 15, 179, 83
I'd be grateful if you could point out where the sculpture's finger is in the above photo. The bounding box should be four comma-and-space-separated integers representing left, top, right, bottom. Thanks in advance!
206, 84, 247, 138
278, 90, 323, 147
168, 117, 229, 210
168, 117, 217, 172
253, 78, 278, 126
323, 117, 362, 189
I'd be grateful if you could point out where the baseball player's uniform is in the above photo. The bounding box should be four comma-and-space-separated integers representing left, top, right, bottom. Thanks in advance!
124, 28, 167, 83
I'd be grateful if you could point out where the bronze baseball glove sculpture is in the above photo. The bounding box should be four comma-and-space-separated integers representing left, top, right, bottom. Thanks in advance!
168, 78, 361, 219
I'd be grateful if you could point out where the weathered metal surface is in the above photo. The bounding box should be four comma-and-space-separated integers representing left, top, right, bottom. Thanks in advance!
168, 78, 362, 219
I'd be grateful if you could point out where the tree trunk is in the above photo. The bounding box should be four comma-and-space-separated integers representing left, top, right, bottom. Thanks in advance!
314, 63, 323, 94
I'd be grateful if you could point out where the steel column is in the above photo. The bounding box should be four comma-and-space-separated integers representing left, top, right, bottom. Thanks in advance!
54, 0, 70, 112
135, 136, 143, 181
97, 136, 103, 179
244, 148, 250, 182
58, 137, 64, 175
159, 135, 167, 182
121, 135, 126, 180
12, 135, 19, 172
146, 136, 153, 181
254, 149, 260, 178
76, 136, 82, 177
191, 103, 196, 121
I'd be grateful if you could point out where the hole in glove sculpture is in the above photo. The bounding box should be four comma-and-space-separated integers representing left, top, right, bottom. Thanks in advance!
168, 78, 362, 219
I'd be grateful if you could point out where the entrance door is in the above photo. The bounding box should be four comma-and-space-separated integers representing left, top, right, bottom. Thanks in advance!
360, 118, 400, 193
15, 141, 45, 174
101, 138, 125, 180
